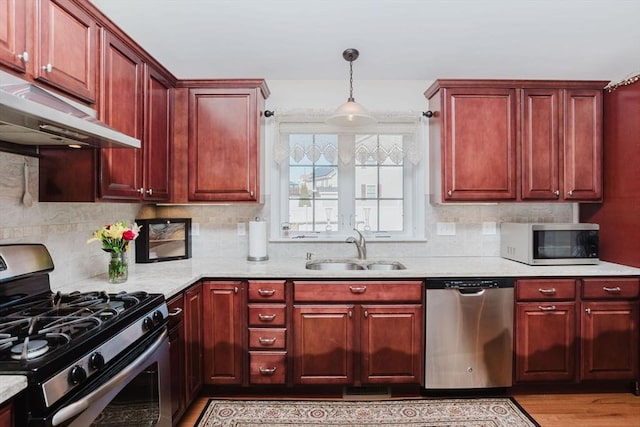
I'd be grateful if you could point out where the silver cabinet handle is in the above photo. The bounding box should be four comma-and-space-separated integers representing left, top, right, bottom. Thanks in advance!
257, 313, 276, 322
348, 310, 352, 318
585, 307, 592, 315
538, 288, 557, 295
234, 287, 238, 294
43, 63, 53, 72
554, 190, 560, 196
18, 52, 29, 63
447, 190, 452, 197
259, 367, 277, 375
258, 337, 276, 346
145, 188, 153, 196
603, 286, 621, 294
568, 190, 573, 196
168, 308, 183, 317
364, 310, 368, 318
349, 286, 367, 294
257, 289, 276, 297
136, 187, 144, 194
538, 305, 557, 311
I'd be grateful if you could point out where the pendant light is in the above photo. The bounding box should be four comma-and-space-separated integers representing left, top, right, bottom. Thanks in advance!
326, 48, 376, 127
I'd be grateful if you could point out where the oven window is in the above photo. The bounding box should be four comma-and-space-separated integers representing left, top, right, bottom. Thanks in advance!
533, 230, 599, 259
90, 361, 160, 426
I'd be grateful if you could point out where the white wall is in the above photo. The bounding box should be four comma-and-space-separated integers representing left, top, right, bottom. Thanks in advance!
0, 80, 573, 287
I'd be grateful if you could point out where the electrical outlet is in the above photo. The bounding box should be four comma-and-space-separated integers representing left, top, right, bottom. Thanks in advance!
482, 222, 497, 235
237, 222, 246, 236
436, 222, 456, 236
191, 223, 200, 236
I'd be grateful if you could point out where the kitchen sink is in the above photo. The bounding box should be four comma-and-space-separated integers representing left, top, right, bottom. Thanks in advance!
305, 259, 406, 271
305, 261, 365, 270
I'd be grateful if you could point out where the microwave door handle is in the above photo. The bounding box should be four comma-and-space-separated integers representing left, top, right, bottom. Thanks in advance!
51, 329, 168, 426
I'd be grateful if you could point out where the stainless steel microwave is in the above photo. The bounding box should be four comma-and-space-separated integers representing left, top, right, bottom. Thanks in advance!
500, 222, 599, 265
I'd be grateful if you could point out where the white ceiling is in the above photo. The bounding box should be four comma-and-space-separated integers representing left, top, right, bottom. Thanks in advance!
90, 0, 640, 84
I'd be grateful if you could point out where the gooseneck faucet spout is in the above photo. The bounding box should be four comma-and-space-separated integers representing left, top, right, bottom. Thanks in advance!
345, 229, 367, 259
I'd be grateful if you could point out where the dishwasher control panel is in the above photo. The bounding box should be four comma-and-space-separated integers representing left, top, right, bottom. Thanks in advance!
427, 277, 514, 289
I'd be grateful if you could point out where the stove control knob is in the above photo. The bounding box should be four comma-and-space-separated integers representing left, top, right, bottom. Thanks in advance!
142, 316, 154, 331
152, 310, 164, 324
69, 365, 87, 385
89, 352, 105, 370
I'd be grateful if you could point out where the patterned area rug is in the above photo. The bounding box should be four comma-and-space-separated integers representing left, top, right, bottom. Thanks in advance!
195, 398, 539, 427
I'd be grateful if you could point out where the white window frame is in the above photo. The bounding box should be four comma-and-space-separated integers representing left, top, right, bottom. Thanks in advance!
270, 115, 426, 242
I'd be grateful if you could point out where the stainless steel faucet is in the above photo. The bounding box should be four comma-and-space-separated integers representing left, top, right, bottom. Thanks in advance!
345, 229, 367, 259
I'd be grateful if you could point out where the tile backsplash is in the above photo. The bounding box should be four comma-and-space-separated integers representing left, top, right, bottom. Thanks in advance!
0, 151, 573, 287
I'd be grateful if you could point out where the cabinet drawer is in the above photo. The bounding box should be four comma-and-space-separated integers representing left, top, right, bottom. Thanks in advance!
582, 278, 640, 299
516, 279, 576, 301
248, 281, 286, 302
167, 293, 185, 330
249, 328, 286, 350
293, 281, 423, 302
248, 304, 286, 326
249, 351, 286, 384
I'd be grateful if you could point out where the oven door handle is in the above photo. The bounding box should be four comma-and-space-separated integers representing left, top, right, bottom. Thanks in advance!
51, 329, 168, 426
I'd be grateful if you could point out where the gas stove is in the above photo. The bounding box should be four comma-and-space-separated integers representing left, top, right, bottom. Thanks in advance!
0, 244, 170, 426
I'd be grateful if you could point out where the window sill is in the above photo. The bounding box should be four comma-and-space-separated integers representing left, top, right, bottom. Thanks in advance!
270, 235, 427, 243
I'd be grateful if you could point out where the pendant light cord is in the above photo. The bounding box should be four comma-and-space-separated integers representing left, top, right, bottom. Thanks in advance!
348, 60, 355, 102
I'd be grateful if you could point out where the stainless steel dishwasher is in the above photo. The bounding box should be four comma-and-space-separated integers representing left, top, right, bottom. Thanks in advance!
424, 278, 514, 389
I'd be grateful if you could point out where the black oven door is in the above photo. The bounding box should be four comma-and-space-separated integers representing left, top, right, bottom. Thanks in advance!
42, 329, 171, 427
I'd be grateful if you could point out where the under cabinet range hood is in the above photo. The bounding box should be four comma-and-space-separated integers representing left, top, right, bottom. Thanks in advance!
0, 72, 140, 149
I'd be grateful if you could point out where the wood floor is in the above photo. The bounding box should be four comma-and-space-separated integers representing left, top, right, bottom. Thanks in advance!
178, 392, 640, 426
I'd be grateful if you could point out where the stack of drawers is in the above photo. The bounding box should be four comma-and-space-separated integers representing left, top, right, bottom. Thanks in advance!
247, 280, 287, 384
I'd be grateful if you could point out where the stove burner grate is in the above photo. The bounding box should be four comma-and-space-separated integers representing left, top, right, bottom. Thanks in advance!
11, 338, 49, 360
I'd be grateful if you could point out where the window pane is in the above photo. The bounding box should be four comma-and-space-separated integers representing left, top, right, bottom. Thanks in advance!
355, 166, 378, 198
355, 200, 378, 232
287, 134, 339, 232
379, 200, 403, 231
379, 167, 403, 198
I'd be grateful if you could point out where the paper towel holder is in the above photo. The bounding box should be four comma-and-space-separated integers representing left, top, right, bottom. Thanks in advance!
248, 218, 269, 262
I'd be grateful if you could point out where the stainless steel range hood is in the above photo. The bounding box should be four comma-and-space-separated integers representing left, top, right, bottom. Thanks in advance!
0, 72, 140, 149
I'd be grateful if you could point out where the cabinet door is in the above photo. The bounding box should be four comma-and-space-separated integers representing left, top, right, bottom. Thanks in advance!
167, 294, 185, 425
293, 305, 354, 385
203, 281, 244, 385
99, 31, 144, 200
515, 301, 577, 382
563, 89, 603, 201
442, 88, 517, 201
361, 304, 423, 384
0, 401, 12, 427
187, 88, 261, 202
581, 301, 639, 380
143, 66, 171, 202
184, 283, 203, 402
521, 88, 561, 200
0, 0, 27, 72
36, 0, 97, 102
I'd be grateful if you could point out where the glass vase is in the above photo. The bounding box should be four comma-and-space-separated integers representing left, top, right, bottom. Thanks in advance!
108, 250, 128, 284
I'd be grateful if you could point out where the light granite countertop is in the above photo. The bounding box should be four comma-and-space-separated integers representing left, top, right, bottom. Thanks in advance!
52, 256, 640, 299
3, 256, 639, 406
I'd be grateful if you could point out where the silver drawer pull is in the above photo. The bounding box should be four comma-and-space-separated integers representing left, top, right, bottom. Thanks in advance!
538, 288, 557, 295
259, 367, 277, 375
538, 305, 557, 311
258, 313, 276, 322
258, 337, 277, 346
349, 286, 367, 294
168, 308, 183, 317
603, 286, 622, 294
258, 289, 276, 297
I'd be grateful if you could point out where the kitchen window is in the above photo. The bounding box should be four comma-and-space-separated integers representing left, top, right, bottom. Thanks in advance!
271, 114, 426, 241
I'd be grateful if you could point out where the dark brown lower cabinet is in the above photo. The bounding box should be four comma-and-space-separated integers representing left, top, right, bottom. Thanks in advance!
184, 283, 203, 402
203, 281, 245, 385
515, 278, 639, 385
0, 401, 12, 427
167, 294, 185, 425
515, 301, 577, 382
292, 280, 423, 386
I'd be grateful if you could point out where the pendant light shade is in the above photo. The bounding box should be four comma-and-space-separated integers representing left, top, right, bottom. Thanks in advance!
326, 48, 376, 127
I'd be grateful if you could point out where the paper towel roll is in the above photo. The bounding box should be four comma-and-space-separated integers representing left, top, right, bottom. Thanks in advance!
248, 220, 268, 261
